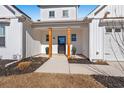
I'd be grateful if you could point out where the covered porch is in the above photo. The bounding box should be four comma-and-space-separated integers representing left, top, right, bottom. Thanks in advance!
28, 20, 89, 59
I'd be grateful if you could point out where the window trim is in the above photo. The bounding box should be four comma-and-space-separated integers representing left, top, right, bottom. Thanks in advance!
0, 26, 5, 47
49, 11, 55, 18
105, 28, 112, 33
71, 34, 77, 42
63, 10, 69, 18
115, 28, 121, 32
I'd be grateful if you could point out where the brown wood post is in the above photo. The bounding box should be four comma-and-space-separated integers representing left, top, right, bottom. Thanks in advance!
48, 28, 52, 58
67, 27, 71, 59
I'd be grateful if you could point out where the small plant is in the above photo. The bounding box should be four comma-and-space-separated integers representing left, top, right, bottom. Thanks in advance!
16, 61, 32, 71
45, 47, 49, 54
72, 46, 77, 55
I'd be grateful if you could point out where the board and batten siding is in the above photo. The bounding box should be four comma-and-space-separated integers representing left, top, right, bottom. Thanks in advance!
0, 19, 23, 59
0, 5, 23, 60
40, 6, 77, 21
89, 5, 124, 61
89, 20, 104, 61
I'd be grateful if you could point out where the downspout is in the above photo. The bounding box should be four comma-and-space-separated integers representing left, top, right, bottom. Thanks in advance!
76, 6, 78, 20
17, 15, 27, 59
17, 15, 32, 59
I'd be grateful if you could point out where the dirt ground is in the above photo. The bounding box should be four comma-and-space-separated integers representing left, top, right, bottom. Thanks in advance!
0, 73, 104, 88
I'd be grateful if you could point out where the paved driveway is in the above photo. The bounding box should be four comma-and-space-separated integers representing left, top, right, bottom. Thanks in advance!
35, 55, 124, 77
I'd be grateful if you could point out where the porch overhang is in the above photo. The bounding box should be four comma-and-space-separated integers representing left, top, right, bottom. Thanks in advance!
31, 20, 89, 29
31, 20, 90, 59
99, 18, 124, 27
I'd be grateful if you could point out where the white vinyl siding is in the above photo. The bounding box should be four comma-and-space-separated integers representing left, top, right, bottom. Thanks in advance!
40, 6, 77, 21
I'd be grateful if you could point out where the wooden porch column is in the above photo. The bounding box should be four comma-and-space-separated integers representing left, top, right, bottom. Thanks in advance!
67, 27, 71, 59
48, 28, 52, 58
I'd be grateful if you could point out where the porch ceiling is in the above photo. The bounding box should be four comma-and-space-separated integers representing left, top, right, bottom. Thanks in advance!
31, 20, 89, 29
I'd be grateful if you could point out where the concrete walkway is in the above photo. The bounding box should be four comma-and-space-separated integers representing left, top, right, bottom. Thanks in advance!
36, 54, 70, 73
35, 54, 124, 77
69, 63, 124, 77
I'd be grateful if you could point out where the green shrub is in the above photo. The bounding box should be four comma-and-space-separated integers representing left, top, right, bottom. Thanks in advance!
72, 46, 77, 55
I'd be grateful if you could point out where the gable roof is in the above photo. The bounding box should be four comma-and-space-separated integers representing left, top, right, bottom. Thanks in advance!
86, 5, 107, 18
11, 5, 31, 19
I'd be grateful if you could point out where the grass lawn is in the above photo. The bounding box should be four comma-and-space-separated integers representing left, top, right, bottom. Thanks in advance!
0, 72, 104, 88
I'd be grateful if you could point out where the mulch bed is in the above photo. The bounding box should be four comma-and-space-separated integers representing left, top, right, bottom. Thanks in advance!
68, 58, 93, 64
68, 58, 109, 65
0, 59, 16, 68
92, 75, 124, 88
0, 57, 48, 76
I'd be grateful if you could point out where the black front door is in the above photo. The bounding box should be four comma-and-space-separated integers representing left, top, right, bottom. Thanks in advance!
58, 36, 66, 54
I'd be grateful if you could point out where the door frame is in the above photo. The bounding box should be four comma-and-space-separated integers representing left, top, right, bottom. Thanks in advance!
58, 36, 66, 54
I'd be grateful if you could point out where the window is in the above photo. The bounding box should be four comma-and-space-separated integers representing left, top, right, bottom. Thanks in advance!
106, 28, 112, 33
63, 10, 69, 17
46, 34, 49, 41
0, 26, 5, 47
49, 11, 55, 18
115, 28, 121, 32
71, 34, 76, 41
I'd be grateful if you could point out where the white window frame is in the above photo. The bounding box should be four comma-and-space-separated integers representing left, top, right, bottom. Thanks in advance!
71, 34, 77, 41
63, 10, 69, 18
0, 26, 5, 47
49, 11, 55, 18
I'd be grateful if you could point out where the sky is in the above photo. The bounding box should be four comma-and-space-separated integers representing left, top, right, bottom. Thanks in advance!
16, 5, 97, 21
